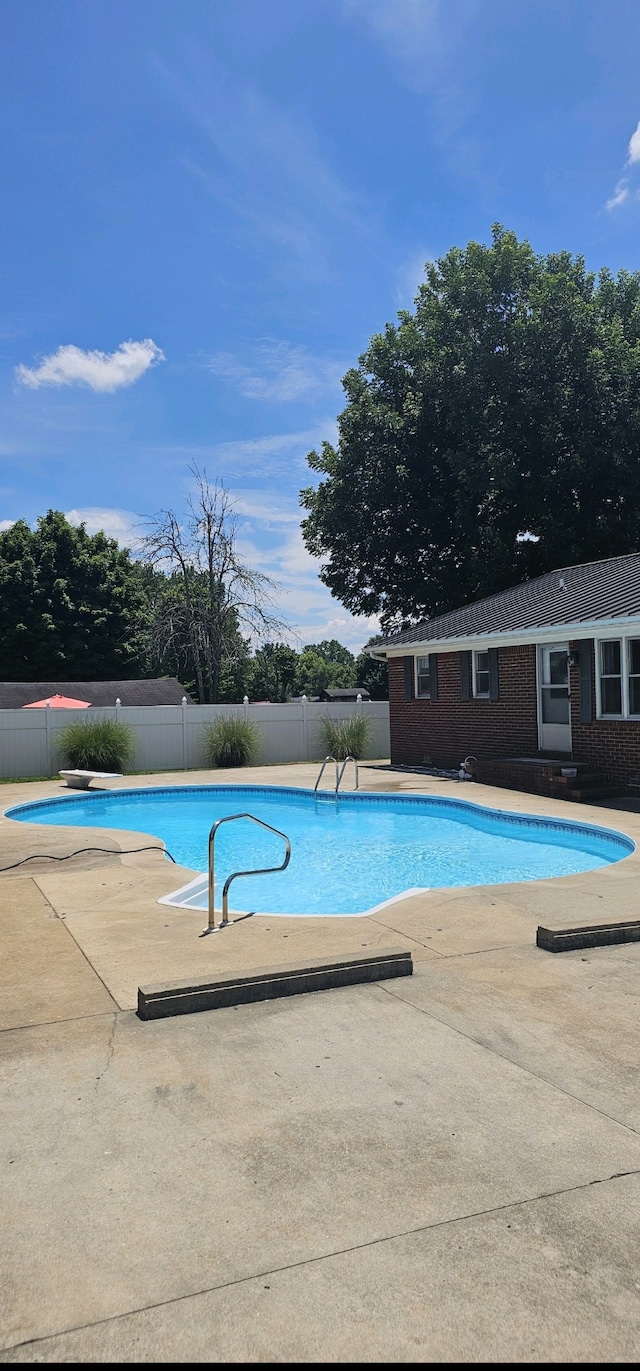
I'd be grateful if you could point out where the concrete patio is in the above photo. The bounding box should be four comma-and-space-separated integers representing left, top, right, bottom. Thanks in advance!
1, 764, 640, 1361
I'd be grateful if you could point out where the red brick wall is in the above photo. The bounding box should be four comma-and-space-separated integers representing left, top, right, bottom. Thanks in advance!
569, 642, 640, 784
389, 644, 539, 767
389, 640, 640, 784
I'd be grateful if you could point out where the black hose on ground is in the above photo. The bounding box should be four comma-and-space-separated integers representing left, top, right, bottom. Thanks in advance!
0, 845, 177, 874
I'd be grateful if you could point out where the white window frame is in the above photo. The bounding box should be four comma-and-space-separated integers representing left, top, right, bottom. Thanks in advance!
473, 649, 490, 698
415, 655, 431, 699
595, 634, 640, 719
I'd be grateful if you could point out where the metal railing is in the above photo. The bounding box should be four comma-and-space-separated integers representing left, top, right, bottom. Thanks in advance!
201, 813, 291, 934
314, 753, 360, 794
314, 755, 339, 794
337, 754, 359, 791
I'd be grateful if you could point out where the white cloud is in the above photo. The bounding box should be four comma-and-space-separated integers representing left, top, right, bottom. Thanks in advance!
628, 121, 640, 165
342, 0, 441, 67
230, 488, 379, 651
207, 422, 338, 479
154, 56, 373, 279
65, 506, 142, 549
340, 0, 476, 96
604, 120, 640, 210
233, 493, 301, 528
0, 519, 15, 532
605, 178, 630, 211
208, 341, 343, 404
395, 249, 432, 307
16, 339, 164, 393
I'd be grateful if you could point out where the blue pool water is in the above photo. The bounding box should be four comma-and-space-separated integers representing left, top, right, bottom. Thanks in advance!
6, 784, 634, 916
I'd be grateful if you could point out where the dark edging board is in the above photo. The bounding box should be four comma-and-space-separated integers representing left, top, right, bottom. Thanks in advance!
138, 948, 413, 1020
537, 921, 640, 953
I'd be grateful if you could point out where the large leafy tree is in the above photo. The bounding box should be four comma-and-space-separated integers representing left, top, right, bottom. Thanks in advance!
0, 511, 147, 680
301, 226, 640, 629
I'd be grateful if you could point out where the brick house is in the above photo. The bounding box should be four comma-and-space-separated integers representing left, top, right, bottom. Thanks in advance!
371, 553, 640, 801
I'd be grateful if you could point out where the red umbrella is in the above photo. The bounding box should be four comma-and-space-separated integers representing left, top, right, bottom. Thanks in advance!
23, 694, 91, 708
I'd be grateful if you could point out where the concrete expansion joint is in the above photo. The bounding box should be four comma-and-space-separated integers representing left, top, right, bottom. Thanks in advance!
3, 1168, 639, 1359
374, 982, 640, 1139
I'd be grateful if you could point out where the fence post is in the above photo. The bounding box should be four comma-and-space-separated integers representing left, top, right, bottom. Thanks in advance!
182, 696, 188, 770
45, 701, 52, 777
301, 695, 308, 761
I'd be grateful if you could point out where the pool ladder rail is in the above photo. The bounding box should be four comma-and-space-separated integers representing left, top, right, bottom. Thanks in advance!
314, 754, 360, 795
201, 812, 291, 934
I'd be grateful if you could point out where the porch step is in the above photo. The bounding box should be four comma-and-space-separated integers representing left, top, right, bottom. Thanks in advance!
475, 756, 622, 804
560, 784, 623, 803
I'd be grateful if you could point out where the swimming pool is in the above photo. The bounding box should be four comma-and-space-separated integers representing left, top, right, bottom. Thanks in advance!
6, 784, 634, 917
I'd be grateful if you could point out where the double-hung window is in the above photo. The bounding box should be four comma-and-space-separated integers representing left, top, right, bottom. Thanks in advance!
416, 656, 431, 698
599, 640, 622, 716
473, 651, 490, 698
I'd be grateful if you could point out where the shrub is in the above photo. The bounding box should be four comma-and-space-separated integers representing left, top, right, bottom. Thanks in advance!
319, 713, 372, 761
204, 714, 261, 768
57, 717, 136, 772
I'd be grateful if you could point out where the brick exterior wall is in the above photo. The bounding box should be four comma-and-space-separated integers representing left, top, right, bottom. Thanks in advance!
569, 640, 640, 785
389, 644, 539, 768
389, 639, 640, 788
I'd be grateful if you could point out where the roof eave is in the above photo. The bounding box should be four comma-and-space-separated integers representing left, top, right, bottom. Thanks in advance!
375, 612, 640, 657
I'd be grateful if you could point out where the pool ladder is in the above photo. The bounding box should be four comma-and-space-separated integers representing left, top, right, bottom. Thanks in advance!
201, 813, 291, 934
314, 754, 359, 795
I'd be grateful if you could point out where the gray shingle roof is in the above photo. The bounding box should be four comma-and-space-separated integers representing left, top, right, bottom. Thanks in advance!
0, 679, 192, 708
376, 552, 640, 651
319, 687, 372, 701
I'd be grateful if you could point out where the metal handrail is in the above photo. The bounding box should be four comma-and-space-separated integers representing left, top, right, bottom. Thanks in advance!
201, 813, 291, 933
314, 755, 339, 794
337, 754, 359, 791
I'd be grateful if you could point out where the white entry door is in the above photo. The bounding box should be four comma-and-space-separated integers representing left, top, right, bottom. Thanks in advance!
538, 644, 572, 753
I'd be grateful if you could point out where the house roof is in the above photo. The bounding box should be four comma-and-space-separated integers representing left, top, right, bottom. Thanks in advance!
0, 679, 192, 709
374, 552, 640, 655
319, 687, 371, 701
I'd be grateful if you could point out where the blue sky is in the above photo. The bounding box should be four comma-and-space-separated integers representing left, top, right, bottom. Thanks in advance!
2, 0, 640, 651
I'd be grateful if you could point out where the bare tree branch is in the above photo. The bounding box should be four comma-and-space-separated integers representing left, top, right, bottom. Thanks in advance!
139, 468, 287, 702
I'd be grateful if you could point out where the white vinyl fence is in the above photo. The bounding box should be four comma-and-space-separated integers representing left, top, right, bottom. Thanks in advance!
0, 698, 390, 779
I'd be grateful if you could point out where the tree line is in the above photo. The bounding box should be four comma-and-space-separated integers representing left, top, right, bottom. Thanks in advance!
0, 496, 387, 700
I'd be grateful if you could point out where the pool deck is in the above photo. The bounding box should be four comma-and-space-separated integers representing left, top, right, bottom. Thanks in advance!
2, 764, 640, 1361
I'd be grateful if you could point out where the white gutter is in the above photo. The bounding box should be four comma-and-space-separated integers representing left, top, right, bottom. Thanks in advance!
373, 612, 640, 658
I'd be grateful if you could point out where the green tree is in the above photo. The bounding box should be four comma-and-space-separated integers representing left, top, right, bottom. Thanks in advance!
355, 638, 388, 700
295, 640, 356, 697
0, 511, 146, 680
301, 226, 640, 628
250, 642, 299, 701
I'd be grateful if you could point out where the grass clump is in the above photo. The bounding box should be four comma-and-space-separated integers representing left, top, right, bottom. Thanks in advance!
319, 713, 372, 761
57, 717, 136, 772
204, 714, 261, 768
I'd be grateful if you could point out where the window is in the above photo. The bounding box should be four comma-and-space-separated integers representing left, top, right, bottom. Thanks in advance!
599, 640, 622, 715
416, 656, 430, 698
473, 651, 490, 697
629, 639, 640, 715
